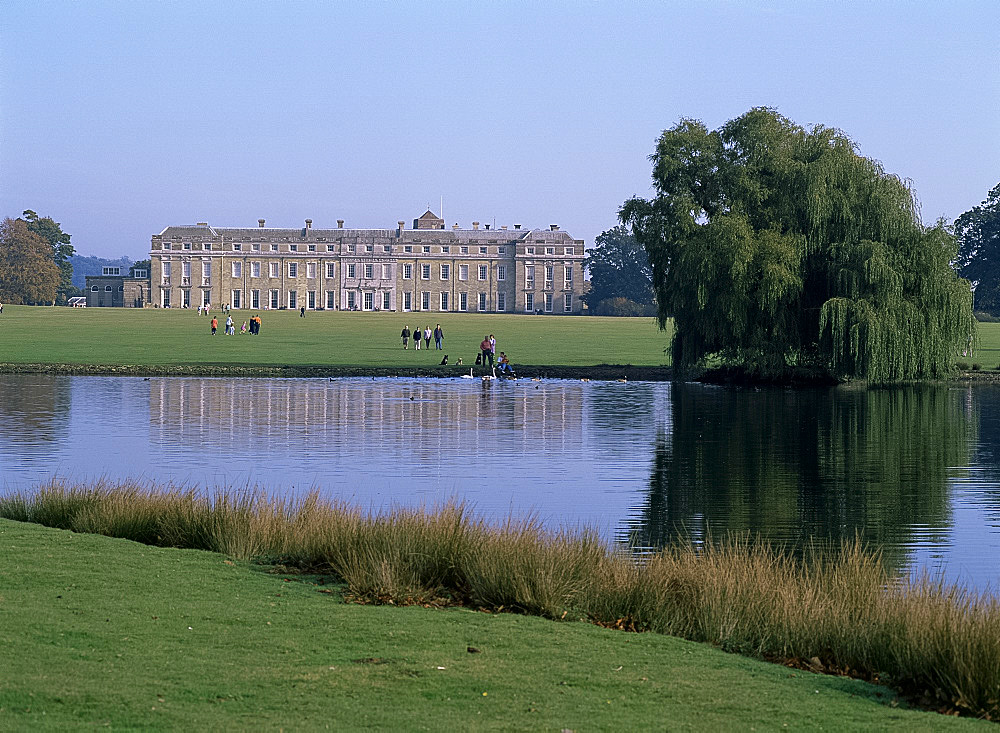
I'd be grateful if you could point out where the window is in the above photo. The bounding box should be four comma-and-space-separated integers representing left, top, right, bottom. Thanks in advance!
478, 265, 488, 281
478, 292, 487, 311
132, 269, 147, 278
251, 289, 260, 309
118, 285, 124, 292
289, 244, 298, 252
441, 246, 449, 253
564, 266, 573, 285
102, 266, 121, 276
270, 244, 278, 252
232, 262, 242, 278
527, 247, 535, 254
525, 265, 534, 285
204, 243, 212, 251
497, 265, 506, 281
347, 264, 356, 278
348, 244, 356, 253
364, 263, 374, 279
326, 291, 335, 309
440, 264, 450, 280
544, 292, 553, 312
383, 245, 391, 253
182, 262, 191, 283
252, 243, 260, 251
365, 245, 374, 252
288, 263, 298, 278
326, 263, 336, 278
203, 290, 211, 307
269, 262, 279, 278
326, 245, 335, 252
459, 264, 468, 281
546, 247, 555, 255
498, 246, 506, 255
564, 293, 573, 312
545, 266, 554, 287
403, 245, 412, 253
307, 262, 316, 279
403, 291, 412, 311
497, 292, 506, 311
347, 291, 356, 310
232, 290, 242, 309
421, 291, 430, 310
308, 291, 316, 309
233, 243, 242, 251
525, 293, 534, 312
459, 292, 468, 311
460, 246, 468, 254
422, 246, 430, 253
403, 264, 412, 279
270, 290, 279, 309
364, 292, 373, 310
288, 291, 297, 309
91, 285, 98, 292
161, 262, 171, 283
382, 263, 391, 279
564, 247, 574, 255
161, 289, 170, 308
251, 261, 261, 278
162, 243, 171, 251
440, 292, 449, 310
382, 291, 391, 310
479, 246, 487, 254
421, 264, 431, 279
308, 244, 316, 252
183, 243, 192, 250
181, 290, 190, 307
105, 285, 112, 292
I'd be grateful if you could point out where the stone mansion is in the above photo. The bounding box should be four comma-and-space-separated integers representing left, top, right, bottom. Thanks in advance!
149, 211, 586, 314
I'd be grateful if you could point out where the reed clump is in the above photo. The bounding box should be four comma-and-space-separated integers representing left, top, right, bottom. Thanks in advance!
2, 479, 997, 720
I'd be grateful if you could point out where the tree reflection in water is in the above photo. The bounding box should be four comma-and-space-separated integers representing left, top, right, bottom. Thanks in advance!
622, 384, 973, 574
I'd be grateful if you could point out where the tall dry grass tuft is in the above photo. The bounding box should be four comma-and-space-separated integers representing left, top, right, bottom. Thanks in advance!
2, 481, 999, 719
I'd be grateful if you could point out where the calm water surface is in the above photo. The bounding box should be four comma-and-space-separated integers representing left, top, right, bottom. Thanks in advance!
1, 375, 998, 593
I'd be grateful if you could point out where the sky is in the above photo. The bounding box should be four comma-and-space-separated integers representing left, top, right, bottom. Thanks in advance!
2, 0, 998, 260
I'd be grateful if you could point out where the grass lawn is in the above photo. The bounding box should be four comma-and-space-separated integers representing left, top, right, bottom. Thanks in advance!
1, 518, 986, 731
0, 305, 670, 369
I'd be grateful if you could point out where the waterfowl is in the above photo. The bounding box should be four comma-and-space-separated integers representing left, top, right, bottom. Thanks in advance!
461, 369, 474, 379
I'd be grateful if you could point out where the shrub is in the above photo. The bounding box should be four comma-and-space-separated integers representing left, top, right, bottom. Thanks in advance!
592, 297, 658, 317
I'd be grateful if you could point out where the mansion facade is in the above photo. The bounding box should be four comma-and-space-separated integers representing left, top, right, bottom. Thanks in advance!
149, 211, 586, 314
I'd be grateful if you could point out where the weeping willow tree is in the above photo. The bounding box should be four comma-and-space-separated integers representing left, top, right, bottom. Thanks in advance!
621, 108, 976, 382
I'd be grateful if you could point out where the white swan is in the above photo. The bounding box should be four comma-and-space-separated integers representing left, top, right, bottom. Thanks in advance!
460, 369, 474, 379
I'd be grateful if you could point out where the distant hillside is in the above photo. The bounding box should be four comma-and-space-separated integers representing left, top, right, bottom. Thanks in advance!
70, 255, 133, 289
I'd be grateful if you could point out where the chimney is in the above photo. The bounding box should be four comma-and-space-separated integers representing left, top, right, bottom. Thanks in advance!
196, 222, 208, 227
514, 223, 521, 230
472, 221, 480, 230
501, 225, 507, 230
452, 224, 460, 230
337, 219, 344, 228
305, 219, 312, 229
258, 219, 266, 228
397, 220, 405, 236
485, 224, 491, 230
550, 224, 559, 231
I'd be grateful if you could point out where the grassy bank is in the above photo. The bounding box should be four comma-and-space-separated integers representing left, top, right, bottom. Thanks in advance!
5, 519, 983, 730
0, 305, 670, 375
3, 481, 998, 723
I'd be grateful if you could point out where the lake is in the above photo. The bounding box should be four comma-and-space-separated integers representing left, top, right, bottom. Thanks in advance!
1, 374, 998, 593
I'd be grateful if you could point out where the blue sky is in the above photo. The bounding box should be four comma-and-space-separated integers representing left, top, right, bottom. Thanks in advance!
2, 0, 997, 259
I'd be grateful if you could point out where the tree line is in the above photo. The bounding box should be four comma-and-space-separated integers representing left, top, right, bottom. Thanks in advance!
0, 211, 76, 305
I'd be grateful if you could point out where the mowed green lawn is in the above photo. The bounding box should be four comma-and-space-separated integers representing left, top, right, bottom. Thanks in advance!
1, 518, 986, 731
0, 306, 671, 368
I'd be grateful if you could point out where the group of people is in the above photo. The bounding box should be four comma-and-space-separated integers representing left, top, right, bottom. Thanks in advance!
210, 314, 262, 336
477, 335, 514, 374
400, 324, 445, 351
198, 303, 237, 316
